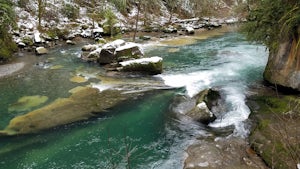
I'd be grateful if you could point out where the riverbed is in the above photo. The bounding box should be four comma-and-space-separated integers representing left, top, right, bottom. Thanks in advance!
0, 30, 268, 168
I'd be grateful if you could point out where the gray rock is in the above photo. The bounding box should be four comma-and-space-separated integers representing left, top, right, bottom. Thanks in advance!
35, 47, 48, 55
18, 42, 26, 48
115, 42, 143, 59
82, 48, 101, 62
98, 48, 116, 64
185, 27, 195, 34
264, 36, 300, 90
170, 88, 224, 124
66, 40, 76, 45
119, 56, 163, 75
81, 44, 99, 51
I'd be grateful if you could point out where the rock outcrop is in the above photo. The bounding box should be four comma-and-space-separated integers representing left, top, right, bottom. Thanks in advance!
263, 28, 300, 90
247, 89, 300, 169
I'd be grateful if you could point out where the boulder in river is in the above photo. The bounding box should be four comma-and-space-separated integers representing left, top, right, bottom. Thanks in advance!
35, 47, 48, 55
119, 56, 163, 75
171, 89, 222, 124
81, 44, 99, 51
98, 48, 116, 64
82, 39, 144, 65
115, 42, 143, 60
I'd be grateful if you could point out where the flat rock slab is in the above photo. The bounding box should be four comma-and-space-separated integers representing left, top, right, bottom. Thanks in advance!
184, 137, 268, 169
0, 87, 137, 136
0, 62, 25, 78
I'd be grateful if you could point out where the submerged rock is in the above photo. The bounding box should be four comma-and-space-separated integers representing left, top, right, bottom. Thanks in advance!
8, 95, 48, 112
0, 87, 134, 136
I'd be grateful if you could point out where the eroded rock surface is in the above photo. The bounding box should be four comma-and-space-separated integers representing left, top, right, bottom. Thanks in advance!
0, 87, 135, 135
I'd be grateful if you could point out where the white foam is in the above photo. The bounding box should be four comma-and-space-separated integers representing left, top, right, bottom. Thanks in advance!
91, 83, 113, 92
159, 71, 213, 97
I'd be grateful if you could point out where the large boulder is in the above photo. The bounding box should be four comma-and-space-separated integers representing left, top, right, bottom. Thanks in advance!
119, 56, 163, 75
82, 48, 101, 62
34, 32, 44, 43
264, 35, 300, 90
98, 48, 116, 64
35, 47, 48, 55
102, 39, 126, 49
115, 42, 143, 60
170, 88, 226, 124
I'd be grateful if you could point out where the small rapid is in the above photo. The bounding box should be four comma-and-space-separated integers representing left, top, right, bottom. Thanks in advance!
153, 32, 268, 137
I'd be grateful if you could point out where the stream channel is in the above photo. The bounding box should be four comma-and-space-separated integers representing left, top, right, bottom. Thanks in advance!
0, 30, 268, 168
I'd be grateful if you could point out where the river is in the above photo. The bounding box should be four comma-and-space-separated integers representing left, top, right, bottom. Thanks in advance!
0, 31, 268, 168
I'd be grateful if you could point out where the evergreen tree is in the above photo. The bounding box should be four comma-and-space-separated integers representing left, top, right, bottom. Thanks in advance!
242, 0, 300, 52
0, 0, 17, 62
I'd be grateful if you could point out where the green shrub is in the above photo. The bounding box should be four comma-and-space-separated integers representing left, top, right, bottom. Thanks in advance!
0, 38, 17, 62
61, 3, 79, 20
0, 0, 17, 62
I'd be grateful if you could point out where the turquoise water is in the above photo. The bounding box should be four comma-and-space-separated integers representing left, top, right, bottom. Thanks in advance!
0, 32, 268, 168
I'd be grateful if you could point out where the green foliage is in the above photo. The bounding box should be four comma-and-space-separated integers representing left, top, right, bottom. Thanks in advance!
241, 0, 300, 52
61, 3, 79, 20
0, 0, 17, 62
110, 0, 127, 13
46, 28, 70, 39
103, 9, 119, 36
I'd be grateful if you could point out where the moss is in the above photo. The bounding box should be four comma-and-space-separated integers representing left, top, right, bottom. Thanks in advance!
249, 94, 300, 169
122, 60, 163, 75
257, 119, 270, 130
8, 95, 48, 112
69, 76, 88, 83
22, 36, 34, 46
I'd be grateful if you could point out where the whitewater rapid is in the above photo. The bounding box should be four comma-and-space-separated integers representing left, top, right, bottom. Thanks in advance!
157, 36, 268, 137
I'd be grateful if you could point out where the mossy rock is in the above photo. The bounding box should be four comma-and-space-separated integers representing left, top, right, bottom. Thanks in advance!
248, 94, 300, 169
120, 59, 163, 75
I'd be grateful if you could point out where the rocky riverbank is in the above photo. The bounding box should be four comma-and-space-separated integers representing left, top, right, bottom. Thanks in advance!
247, 85, 300, 169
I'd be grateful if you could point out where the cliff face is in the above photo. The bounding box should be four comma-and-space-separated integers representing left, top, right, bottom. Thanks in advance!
264, 27, 300, 90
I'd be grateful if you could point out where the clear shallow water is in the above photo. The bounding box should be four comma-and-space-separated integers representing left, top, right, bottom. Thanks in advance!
0, 32, 267, 168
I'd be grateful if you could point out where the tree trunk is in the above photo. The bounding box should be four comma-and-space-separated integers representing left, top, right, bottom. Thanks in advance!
133, 2, 140, 42
168, 7, 173, 23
